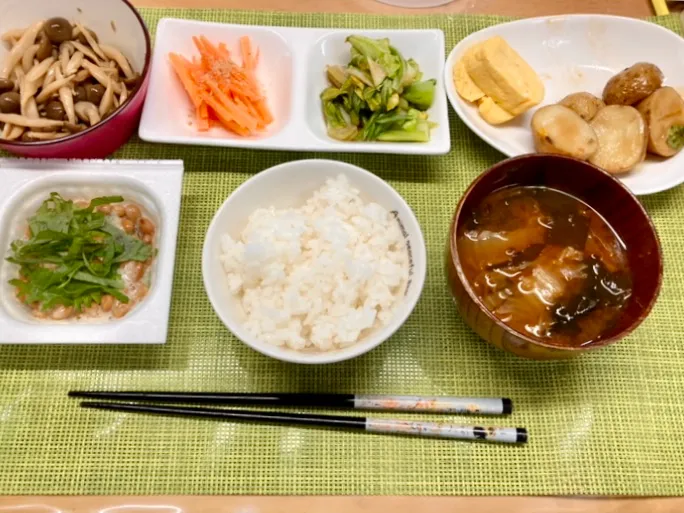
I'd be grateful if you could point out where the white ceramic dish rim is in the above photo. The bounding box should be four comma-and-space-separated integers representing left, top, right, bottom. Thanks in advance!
444, 14, 684, 195
201, 159, 428, 364
139, 18, 451, 156
0, 159, 184, 344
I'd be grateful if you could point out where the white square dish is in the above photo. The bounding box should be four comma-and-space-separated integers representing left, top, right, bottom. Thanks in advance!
139, 19, 450, 155
0, 159, 184, 344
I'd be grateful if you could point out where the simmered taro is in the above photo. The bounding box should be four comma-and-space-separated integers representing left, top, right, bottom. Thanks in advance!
458, 186, 632, 347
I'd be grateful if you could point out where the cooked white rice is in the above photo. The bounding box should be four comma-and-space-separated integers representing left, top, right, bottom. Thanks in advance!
219, 174, 409, 352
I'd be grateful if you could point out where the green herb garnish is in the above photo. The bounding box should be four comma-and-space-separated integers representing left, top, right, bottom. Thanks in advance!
320, 35, 436, 142
667, 124, 684, 150
7, 193, 155, 312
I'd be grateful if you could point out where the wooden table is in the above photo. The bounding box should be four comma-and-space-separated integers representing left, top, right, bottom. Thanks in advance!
1, 0, 682, 511
139, 0, 660, 17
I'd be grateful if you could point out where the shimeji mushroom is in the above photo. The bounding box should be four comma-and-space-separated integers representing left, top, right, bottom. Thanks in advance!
24, 96, 39, 119
35, 74, 73, 104
59, 41, 75, 74
74, 101, 100, 125
1, 28, 27, 43
22, 56, 56, 108
119, 84, 128, 106
65, 51, 83, 75
74, 22, 105, 61
0, 21, 44, 79
0, 18, 136, 140
100, 44, 135, 79
0, 112, 63, 128
21, 43, 39, 73
71, 40, 101, 66
23, 130, 68, 140
58, 82, 76, 124
81, 61, 122, 94
24, 56, 55, 86
98, 79, 114, 116
41, 61, 59, 89
72, 69, 89, 83
0, 122, 24, 140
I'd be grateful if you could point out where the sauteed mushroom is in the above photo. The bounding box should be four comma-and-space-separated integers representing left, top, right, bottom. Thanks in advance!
44, 18, 73, 44
0, 78, 14, 92
0, 17, 139, 141
0, 91, 20, 114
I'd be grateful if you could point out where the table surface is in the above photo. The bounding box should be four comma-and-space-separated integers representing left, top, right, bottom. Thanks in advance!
140, 0, 660, 17
2, 0, 682, 511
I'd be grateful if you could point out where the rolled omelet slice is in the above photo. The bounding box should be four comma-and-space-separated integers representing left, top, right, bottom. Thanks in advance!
463, 36, 544, 116
454, 47, 485, 103
477, 96, 515, 125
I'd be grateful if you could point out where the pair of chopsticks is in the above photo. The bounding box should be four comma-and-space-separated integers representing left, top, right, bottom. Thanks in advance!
652, 0, 670, 16
69, 391, 528, 444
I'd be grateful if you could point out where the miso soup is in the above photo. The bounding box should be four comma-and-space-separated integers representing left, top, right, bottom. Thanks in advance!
457, 186, 632, 348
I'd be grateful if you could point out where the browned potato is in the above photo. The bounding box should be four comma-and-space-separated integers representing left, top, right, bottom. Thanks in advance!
589, 105, 647, 174
602, 63, 664, 106
636, 86, 684, 157
531, 105, 598, 160
558, 92, 605, 121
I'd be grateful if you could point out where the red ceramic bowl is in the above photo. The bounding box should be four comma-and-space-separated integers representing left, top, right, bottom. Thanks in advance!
446, 154, 663, 360
0, 0, 151, 158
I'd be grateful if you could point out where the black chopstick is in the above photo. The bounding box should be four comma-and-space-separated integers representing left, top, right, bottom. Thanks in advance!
79, 401, 527, 444
68, 391, 512, 415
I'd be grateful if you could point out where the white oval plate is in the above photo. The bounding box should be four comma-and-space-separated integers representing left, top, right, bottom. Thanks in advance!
444, 15, 684, 195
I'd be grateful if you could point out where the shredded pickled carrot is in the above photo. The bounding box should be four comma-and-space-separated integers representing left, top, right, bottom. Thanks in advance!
168, 35, 272, 136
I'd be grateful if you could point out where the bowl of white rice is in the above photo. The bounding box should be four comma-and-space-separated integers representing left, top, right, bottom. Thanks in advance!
202, 159, 426, 364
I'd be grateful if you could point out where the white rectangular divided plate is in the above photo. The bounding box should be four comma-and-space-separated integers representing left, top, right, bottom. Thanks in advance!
0, 159, 184, 344
139, 19, 450, 155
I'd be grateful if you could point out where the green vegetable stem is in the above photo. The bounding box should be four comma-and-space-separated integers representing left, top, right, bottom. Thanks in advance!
403, 80, 437, 111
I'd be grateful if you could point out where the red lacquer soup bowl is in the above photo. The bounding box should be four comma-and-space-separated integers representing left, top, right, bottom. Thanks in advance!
0, 0, 151, 158
446, 154, 663, 360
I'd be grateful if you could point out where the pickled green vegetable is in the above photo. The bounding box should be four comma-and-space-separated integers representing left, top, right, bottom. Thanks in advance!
321, 35, 436, 143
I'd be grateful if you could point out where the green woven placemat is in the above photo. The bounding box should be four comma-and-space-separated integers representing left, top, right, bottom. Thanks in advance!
1, 8, 684, 496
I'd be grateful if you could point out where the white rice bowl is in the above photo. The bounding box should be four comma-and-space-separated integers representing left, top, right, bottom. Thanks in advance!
202, 159, 426, 364
219, 175, 409, 352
